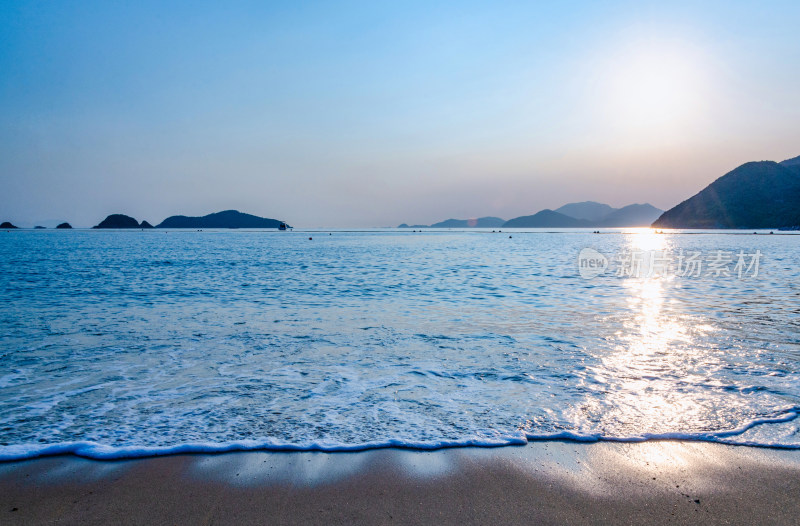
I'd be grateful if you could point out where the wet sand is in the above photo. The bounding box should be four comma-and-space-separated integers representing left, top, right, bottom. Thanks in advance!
2, 441, 800, 525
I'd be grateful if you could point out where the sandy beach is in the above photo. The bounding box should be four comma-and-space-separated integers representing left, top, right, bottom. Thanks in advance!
2, 441, 799, 525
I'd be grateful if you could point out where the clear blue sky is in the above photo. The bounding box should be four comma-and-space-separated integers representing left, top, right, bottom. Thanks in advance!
1, 0, 799, 227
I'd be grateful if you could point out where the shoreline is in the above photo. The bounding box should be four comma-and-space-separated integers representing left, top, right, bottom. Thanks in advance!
3, 441, 800, 524
3, 432, 800, 464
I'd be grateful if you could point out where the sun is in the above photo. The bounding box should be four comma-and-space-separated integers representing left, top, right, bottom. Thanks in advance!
595, 41, 708, 137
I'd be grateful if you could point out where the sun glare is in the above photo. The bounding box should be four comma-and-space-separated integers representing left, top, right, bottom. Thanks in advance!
595, 42, 708, 138
630, 228, 665, 252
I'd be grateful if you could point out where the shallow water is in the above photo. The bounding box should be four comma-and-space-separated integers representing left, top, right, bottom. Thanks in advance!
1, 229, 799, 459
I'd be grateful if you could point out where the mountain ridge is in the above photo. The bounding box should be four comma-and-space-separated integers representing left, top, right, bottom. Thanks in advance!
503, 210, 593, 228
553, 201, 615, 222
401, 202, 663, 229
503, 202, 662, 228
595, 204, 663, 227
652, 159, 800, 229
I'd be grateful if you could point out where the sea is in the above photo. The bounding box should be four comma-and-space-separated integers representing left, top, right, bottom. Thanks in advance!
1, 228, 799, 460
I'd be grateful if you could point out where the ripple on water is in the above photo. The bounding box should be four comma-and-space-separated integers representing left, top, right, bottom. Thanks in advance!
0, 230, 799, 459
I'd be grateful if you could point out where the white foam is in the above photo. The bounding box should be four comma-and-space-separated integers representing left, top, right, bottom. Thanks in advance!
2, 409, 799, 462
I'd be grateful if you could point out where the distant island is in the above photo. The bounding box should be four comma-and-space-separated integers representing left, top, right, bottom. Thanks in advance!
5, 211, 288, 230
433, 217, 505, 228
89, 210, 288, 229
652, 155, 800, 229
401, 203, 663, 229
156, 210, 287, 229
503, 209, 592, 228
504, 202, 663, 228
399, 217, 505, 228
93, 214, 154, 229
2, 221, 72, 229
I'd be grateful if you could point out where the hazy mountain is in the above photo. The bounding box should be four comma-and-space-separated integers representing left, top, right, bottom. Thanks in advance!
595, 203, 663, 227
407, 204, 659, 229
652, 159, 800, 229
503, 210, 592, 228
157, 210, 286, 229
430, 217, 505, 228
554, 201, 616, 222
93, 214, 151, 229
505, 202, 661, 228
56, 223, 72, 229
1, 222, 18, 229
398, 217, 505, 228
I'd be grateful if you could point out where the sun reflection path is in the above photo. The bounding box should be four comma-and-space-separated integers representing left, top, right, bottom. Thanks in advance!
572, 231, 729, 452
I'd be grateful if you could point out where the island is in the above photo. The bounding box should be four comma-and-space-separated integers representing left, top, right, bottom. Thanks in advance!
156, 210, 287, 229
1, 222, 18, 229
93, 214, 153, 229
56, 223, 73, 229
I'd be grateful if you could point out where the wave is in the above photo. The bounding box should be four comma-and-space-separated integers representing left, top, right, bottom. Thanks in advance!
2, 408, 798, 462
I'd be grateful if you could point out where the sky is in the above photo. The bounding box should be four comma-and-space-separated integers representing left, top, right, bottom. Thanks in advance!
1, 1, 799, 227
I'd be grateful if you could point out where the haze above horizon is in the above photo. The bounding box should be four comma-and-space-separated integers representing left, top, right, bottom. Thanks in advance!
2, 1, 799, 227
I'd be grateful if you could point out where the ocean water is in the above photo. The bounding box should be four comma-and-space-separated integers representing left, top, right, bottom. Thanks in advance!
1, 229, 799, 460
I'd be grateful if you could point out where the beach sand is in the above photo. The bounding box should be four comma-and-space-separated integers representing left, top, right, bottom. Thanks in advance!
2, 441, 799, 525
